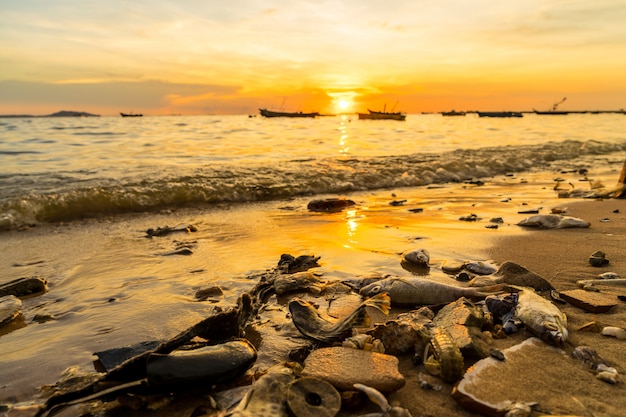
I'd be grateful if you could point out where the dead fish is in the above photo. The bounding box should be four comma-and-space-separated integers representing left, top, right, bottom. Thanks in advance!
517, 214, 589, 229
510, 286, 568, 345
289, 293, 390, 344
274, 271, 325, 295
359, 278, 503, 307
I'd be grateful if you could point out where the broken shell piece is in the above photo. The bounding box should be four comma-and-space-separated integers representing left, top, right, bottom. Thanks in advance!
595, 364, 620, 384
601, 326, 626, 340
598, 272, 620, 279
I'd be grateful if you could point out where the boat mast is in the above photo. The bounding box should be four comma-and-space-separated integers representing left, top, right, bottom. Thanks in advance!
552, 97, 566, 111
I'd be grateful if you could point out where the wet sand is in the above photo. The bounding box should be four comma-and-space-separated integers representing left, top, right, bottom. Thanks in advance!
1, 178, 625, 416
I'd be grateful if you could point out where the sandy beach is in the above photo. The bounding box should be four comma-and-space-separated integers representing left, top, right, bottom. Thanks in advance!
1, 181, 625, 417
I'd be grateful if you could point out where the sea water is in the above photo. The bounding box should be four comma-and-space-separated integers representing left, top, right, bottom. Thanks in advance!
1, 112, 625, 405
1, 113, 625, 227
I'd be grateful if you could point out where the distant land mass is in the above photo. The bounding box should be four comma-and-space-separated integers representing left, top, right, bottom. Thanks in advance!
0, 110, 100, 118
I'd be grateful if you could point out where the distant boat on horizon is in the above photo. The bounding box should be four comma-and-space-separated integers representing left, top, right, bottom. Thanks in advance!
441, 110, 466, 116
534, 97, 569, 115
357, 103, 406, 120
120, 112, 143, 117
477, 111, 523, 118
259, 108, 319, 118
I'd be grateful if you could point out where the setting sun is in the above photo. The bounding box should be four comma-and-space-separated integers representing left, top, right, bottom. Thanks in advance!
338, 100, 350, 110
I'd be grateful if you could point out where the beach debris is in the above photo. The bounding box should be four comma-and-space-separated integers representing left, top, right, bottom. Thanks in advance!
145, 339, 257, 386
517, 214, 590, 229
34, 290, 258, 417
454, 271, 473, 282
145, 223, 198, 237
353, 383, 413, 417
227, 364, 295, 417
510, 286, 568, 345
401, 248, 430, 266
288, 293, 390, 344
195, 284, 223, 301
596, 364, 620, 384
301, 346, 406, 393
576, 278, 626, 288
287, 377, 341, 417
36, 339, 257, 417
598, 272, 620, 279
485, 293, 520, 334
367, 308, 434, 357
559, 289, 617, 313
517, 208, 540, 214
340, 273, 386, 291
307, 198, 356, 212
341, 334, 385, 353
277, 254, 321, 273
433, 297, 491, 359
274, 271, 325, 295
469, 261, 555, 292
0, 276, 48, 298
360, 277, 503, 307
601, 326, 626, 340
423, 326, 465, 383
0, 295, 22, 326
588, 250, 609, 267
463, 261, 498, 276
441, 262, 465, 274
459, 213, 480, 221
417, 372, 442, 391
389, 199, 407, 206
571, 346, 607, 370
487, 287, 568, 345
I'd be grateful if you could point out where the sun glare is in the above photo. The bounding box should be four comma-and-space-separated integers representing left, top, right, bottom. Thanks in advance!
338, 99, 350, 110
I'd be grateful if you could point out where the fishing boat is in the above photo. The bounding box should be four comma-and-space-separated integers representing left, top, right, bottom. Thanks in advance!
120, 112, 143, 117
259, 108, 319, 118
441, 110, 466, 116
357, 109, 406, 121
477, 111, 523, 118
533, 97, 569, 115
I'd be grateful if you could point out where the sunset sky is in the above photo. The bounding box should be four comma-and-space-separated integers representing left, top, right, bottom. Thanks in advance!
1, 0, 626, 115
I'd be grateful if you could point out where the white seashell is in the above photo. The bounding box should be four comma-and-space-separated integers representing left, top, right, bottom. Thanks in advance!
596, 370, 620, 384
598, 272, 620, 279
601, 326, 626, 340
517, 214, 589, 229
596, 364, 617, 374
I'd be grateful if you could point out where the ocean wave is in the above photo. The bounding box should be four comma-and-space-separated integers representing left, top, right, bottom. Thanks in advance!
1, 140, 625, 230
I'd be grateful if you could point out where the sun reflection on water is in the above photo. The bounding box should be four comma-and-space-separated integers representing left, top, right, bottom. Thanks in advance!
338, 115, 350, 156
